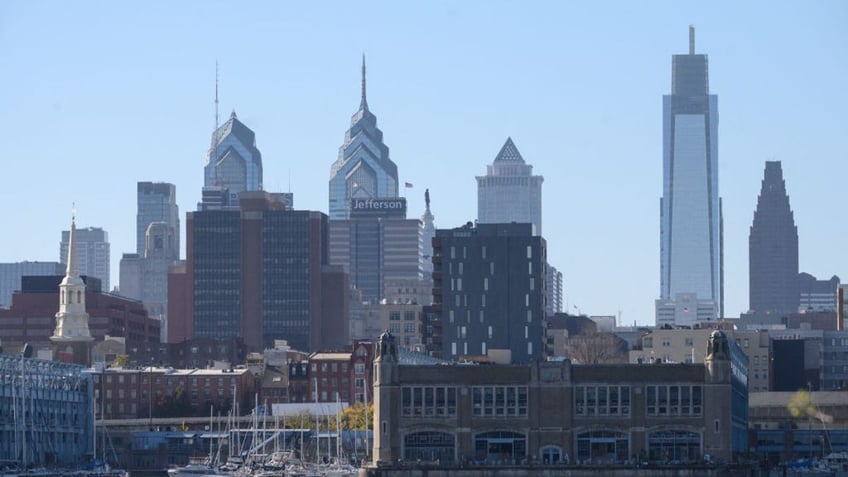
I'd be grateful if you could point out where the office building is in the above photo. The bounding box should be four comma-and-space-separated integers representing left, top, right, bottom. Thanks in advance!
655, 293, 718, 328
60, 226, 110, 291
169, 191, 348, 352
203, 110, 263, 206
136, 181, 180, 258
0, 355, 93, 467
749, 161, 798, 319
371, 329, 747, 467
658, 27, 723, 324
476, 137, 543, 236
433, 222, 546, 364
328, 56, 399, 220
329, 197, 423, 304
0, 261, 63, 308
120, 222, 179, 341
798, 272, 840, 312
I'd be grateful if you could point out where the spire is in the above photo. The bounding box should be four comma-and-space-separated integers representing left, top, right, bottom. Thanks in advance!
66, 205, 79, 279
425, 188, 430, 211
494, 137, 525, 163
360, 53, 369, 111
230, 109, 237, 120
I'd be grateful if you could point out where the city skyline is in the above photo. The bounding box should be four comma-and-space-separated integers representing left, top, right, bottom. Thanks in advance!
0, 2, 845, 324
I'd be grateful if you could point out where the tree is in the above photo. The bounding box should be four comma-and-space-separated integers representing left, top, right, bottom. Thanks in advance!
565, 332, 627, 364
340, 402, 373, 430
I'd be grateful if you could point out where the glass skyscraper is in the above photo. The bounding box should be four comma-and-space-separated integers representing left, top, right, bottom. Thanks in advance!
659, 27, 723, 324
136, 181, 179, 258
328, 56, 398, 220
203, 111, 263, 206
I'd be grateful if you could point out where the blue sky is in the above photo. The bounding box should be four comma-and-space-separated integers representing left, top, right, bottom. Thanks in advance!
0, 1, 845, 324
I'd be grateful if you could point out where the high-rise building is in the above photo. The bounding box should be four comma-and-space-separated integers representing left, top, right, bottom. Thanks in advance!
658, 26, 723, 324
169, 191, 348, 352
433, 223, 546, 364
59, 226, 110, 291
798, 272, 840, 312
476, 137, 544, 236
329, 197, 423, 304
748, 161, 798, 316
328, 56, 398, 220
137, 182, 180, 258
0, 261, 64, 308
203, 111, 263, 206
546, 264, 563, 316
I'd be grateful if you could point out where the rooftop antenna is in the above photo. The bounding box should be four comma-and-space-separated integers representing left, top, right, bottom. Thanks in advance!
689, 25, 695, 55
214, 61, 220, 163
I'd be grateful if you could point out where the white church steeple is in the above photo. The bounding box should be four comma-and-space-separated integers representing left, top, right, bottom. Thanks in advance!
51, 208, 93, 364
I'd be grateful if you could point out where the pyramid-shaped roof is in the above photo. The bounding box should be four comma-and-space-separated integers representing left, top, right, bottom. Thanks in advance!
493, 137, 525, 163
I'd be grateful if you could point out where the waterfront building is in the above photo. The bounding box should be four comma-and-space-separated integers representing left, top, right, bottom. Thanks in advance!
136, 181, 180, 258
168, 191, 348, 352
59, 225, 110, 291
0, 354, 93, 467
203, 111, 263, 206
371, 329, 747, 467
329, 197, 423, 304
433, 222, 546, 364
0, 261, 63, 308
476, 137, 543, 236
658, 26, 723, 324
748, 162, 798, 320
328, 56, 398, 220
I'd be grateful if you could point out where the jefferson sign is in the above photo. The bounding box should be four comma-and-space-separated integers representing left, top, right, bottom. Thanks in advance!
351, 198, 407, 211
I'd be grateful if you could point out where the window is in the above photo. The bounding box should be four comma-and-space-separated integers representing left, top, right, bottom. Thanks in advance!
646, 385, 702, 416
354, 363, 365, 374
404, 311, 416, 321
472, 386, 527, 416
390, 311, 401, 321
575, 385, 630, 416
402, 387, 457, 417
527, 245, 532, 258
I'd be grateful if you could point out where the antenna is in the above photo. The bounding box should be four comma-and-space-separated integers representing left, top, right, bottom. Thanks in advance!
214, 61, 220, 162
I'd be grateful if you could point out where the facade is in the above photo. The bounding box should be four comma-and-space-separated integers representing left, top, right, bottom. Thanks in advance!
170, 191, 348, 352
749, 161, 798, 320
203, 111, 263, 206
91, 366, 256, 420
659, 27, 723, 324
0, 355, 93, 467
0, 261, 63, 308
371, 330, 747, 467
136, 181, 180, 258
329, 198, 423, 304
0, 275, 160, 356
655, 293, 718, 328
328, 57, 399, 220
476, 137, 543, 236
798, 272, 840, 312
60, 226, 110, 291
433, 223, 546, 364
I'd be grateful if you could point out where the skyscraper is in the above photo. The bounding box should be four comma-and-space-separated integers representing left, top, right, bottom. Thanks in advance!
476, 137, 544, 236
170, 192, 348, 352
749, 161, 798, 316
658, 26, 723, 324
59, 226, 110, 291
204, 111, 263, 206
137, 182, 180, 258
0, 261, 64, 308
328, 56, 398, 220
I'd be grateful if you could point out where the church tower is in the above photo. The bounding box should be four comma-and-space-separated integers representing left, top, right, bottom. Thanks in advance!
50, 210, 94, 366
372, 330, 400, 466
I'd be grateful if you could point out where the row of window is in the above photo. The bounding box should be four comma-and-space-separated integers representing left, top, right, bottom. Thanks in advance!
575, 385, 631, 416
401, 386, 458, 417
472, 386, 528, 416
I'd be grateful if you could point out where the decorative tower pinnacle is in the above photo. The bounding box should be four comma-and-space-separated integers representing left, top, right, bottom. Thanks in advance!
51, 209, 93, 365
360, 53, 368, 112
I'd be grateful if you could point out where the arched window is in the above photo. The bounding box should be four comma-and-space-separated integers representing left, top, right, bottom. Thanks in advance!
648, 430, 700, 463
403, 431, 454, 463
576, 430, 629, 464
77, 290, 82, 303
